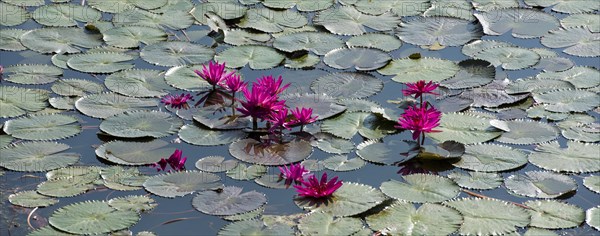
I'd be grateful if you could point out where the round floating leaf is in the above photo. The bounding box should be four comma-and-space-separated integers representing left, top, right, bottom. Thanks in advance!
0, 142, 79, 172
49, 201, 140, 235
472, 0, 519, 11
378, 57, 460, 83
28, 226, 73, 236
443, 198, 530, 236
75, 93, 158, 119
87, 0, 168, 13
105, 69, 172, 97
301, 159, 325, 172
527, 105, 570, 121
440, 59, 495, 89
321, 112, 397, 140
561, 14, 600, 33
103, 26, 168, 48
237, 8, 307, 33
312, 133, 355, 154
0, 29, 27, 51
346, 0, 430, 16
21, 27, 103, 54
262, 0, 334, 11
113, 8, 194, 30
9, 191, 59, 208
193, 186, 266, 216
37, 177, 94, 197
447, 171, 503, 190
452, 143, 527, 172
366, 202, 462, 236
33, 4, 102, 27
323, 155, 365, 172
311, 72, 383, 99
314, 6, 401, 35
192, 105, 251, 130
195, 156, 238, 173
0, 2, 30, 26
164, 65, 212, 91
273, 32, 344, 55
537, 66, 600, 89
506, 77, 575, 94
584, 176, 600, 193
346, 33, 402, 52
474, 46, 540, 70
279, 93, 346, 121
229, 138, 312, 166
100, 110, 182, 138
226, 163, 267, 180
214, 45, 284, 69
224, 29, 271, 46
144, 40, 213, 64
143, 170, 222, 198
179, 124, 246, 146
380, 174, 460, 203
285, 54, 324, 69
254, 174, 287, 189
96, 139, 175, 165
3, 114, 81, 141
427, 112, 502, 145
0, 135, 13, 149
51, 79, 103, 96
108, 195, 157, 212
356, 139, 418, 165
67, 53, 135, 73
541, 27, 600, 57
191, 2, 246, 24
298, 212, 362, 236
533, 89, 600, 113
525, 200, 585, 229
0, 86, 49, 118
505, 171, 577, 198
101, 166, 145, 191
459, 80, 529, 108
462, 39, 515, 57
529, 141, 600, 173
3, 64, 62, 85
294, 182, 386, 217
588, 206, 600, 230
398, 17, 483, 47
524, 0, 598, 14
323, 48, 391, 71
222, 206, 265, 222
475, 8, 559, 38
218, 219, 294, 236
493, 120, 559, 145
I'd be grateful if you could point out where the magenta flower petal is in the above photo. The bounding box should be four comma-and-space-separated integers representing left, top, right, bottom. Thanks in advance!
402, 80, 439, 98
293, 172, 343, 198
161, 93, 193, 109
220, 72, 247, 93
237, 85, 286, 121
255, 75, 290, 96
195, 61, 228, 88
397, 103, 442, 140
289, 107, 318, 126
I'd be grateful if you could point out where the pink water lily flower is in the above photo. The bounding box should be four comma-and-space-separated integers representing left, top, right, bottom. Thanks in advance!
279, 163, 310, 187
396, 103, 442, 140
290, 107, 318, 126
194, 61, 233, 89
294, 172, 343, 198
220, 73, 247, 93
152, 149, 187, 172
255, 75, 290, 96
267, 108, 292, 133
161, 93, 193, 109
402, 80, 439, 99
237, 85, 286, 121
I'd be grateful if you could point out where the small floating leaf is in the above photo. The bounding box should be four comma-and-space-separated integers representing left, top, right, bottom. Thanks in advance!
193, 186, 267, 216
33, 4, 102, 27
67, 53, 135, 73
49, 201, 140, 235
108, 195, 157, 212
225, 163, 267, 180
140, 41, 214, 67
587, 206, 600, 230
0, 142, 79, 172
100, 110, 182, 138
218, 219, 294, 236
398, 17, 483, 47
584, 176, 600, 193
237, 8, 307, 33
3, 64, 62, 85
494, 119, 559, 145
3, 114, 81, 141
541, 27, 600, 57
103, 26, 168, 48
51, 79, 104, 96
475, 8, 559, 38
380, 174, 460, 203
75, 93, 158, 119
214, 45, 284, 69
279, 93, 346, 121
9, 190, 59, 208
105, 69, 172, 97
378, 57, 460, 83
474, 46, 540, 70
195, 156, 238, 173
452, 143, 527, 172
427, 112, 502, 144
0, 86, 49, 118
505, 171, 577, 198
346, 33, 402, 52
95, 139, 175, 165
324, 48, 391, 71
323, 155, 366, 172
143, 170, 222, 198
273, 32, 344, 55
311, 72, 383, 99
298, 212, 363, 236
314, 6, 401, 35
21, 27, 103, 54
443, 198, 530, 236
525, 200, 585, 229
179, 124, 246, 146
533, 89, 600, 113
447, 171, 503, 190
294, 182, 386, 217
528, 141, 600, 173
366, 202, 462, 236
229, 138, 312, 166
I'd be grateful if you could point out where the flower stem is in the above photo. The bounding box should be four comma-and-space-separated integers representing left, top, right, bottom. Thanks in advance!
300, 125, 304, 132
231, 91, 236, 116
252, 117, 257, 130
421, 133, 425, 146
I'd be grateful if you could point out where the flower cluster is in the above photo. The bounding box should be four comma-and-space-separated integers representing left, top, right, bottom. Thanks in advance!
152, 149, 187, 172
397, 80, 442, 145
279, 163, 343, 198
161, 93, 193, 110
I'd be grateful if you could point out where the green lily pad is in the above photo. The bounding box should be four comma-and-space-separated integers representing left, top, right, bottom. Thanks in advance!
356, 139, 418, 165
506, 77, 575, 94
561, 14, 600, 32
524, 0, 599, 13
0, 142, 79, 172
378, 57, 460, 83
475, 8, 559, 38
344, 0, 430, 16
440, 59, 495, 89
103, 26, 168, 48
51, 79, 104, 96
447, 171, 503, 190
87, 0, 168, 13
324, 48, 391, 71
95, 139, 175, 165
0, 135, 13, 149
222, 206, 265, 222
164, 65, 212, 91
321, 112, 397, 140
541, 27, 600, 57
193, 186, 266, 216
537, 66, 600, 89
143, 170, 222, 198
190, 2, 246, 24
223, 29, 271, 46
37, 177, 95, 197
298, 212, 363, 236
108, 195, 157, 213
3, 114, 81, 141
49, 201, 140, 235
294, 182, 386, 217
587, 206, 600, 230
323, 155, 366, 172
140, 41, 214, 67
214, 45, 284, 69
312, 133, 355, 154
561, 124, 600, 143
225, 163, 267, 180
0, 86, 49, 118
75, 93, 158, 119
113, 8, 194, 30
9, 190, 59, 208
195, 156, 238, 173
366, 202, 462, 236
314, 6, 401, 35
584, 175, 600, 193
100, 110, 183, 138
493, 119, 559, 145
398, 16, 483, 47
33, 4, 102, 27
105, 69, 172, 97
218, 219, 294, 236
20, 27, 103, 54
0, 29, 27, 51
533, 89, 600, 113
3, 64, 62, 85
67, 53, 135, 73
443, 198, 530, 236
273, 32, 343, 55
229, 138, 313, 166
262, 0, 334, 11
279, 93, 346, 121
0, 2, 30, 26
192, 105, 251, 130
179, 124, 246, 146
525, 200, 585, 229
254, 174, 287, 189
451, 143, 528, 172
459, 80, 529, 107
311, 72, 383, 99
474, 46, 540, 70
528, 141, 600, 173
27, 226, 73, 236
380, 174, 460, 203
427, 112, 502, 145
237, 8, 307, 33
101, 166, 145, 191
505, 171, 577, 198
346, 33, 402, 52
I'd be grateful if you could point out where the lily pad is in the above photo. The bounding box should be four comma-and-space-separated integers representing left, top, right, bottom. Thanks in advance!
528, 141, 600, 173
378, 57, 460, 83
506, 77, 575, 94
321, 112, 397, 140
505, 171, 577, 198
262, 0, 334, 11
225, 163, 267, 180
237, 8, 307, 33
67, 53, 135, 73
3, 64, 62, 85
533, 89, 600, 113
398, 17, 483, 47
49, 201, 140, 235
87, 0, 168, 13
9, 190, 59, 208
75, 93, 158, 119
311, 72, 383, 99
193, 186, 267, 216
143, 170, 222, 198
475, 8, 559, 38
584, 176, 600, 193
195, 156, 238, 173
191, 2, 247, 25
323, 155, 366, 172
279, 93, 346, 121
493, 119, 559, 145
0, 29, 27, 51
447, 171, 503, 190
0, 86, 49, 118
323, 48, 391, 71
214, 45, 284, 69
140, 41, 214, 67
440, 59, 495, 89
105, 69, 172, 97
179, 124, 246, 146
561, 14, 600, 33
273, 32, 344, 55
443, 198, 530, 236
164, 65, 212, 91
103, 26, 168, 48
218, 219, 294, 236
113, 8, 194, 30
380, 174, 460, 203
541, 27, 600, 57
294, 182, 386, 217
366, 202, 462, 236
298, 212, 363, 236
311, 133, 355, 154
95, 139, 175, 165
451, 143, 527, 172
33, 4, 102, 27
537, 66, 600, 89
474, 46, 540, 70
0, 2, 30, 26
192, 105, 251, 130
224, 29, 271, 46
356, 139, 418, 165
524, 0, 599, 13
51, 79, 104, 96
314, 6, 401, 35
346, 33, 402, 52
525, 200, 585, 229
0, 142, 79, 172
20, 27, 103, 54
108, 195, 157, 213
100, 110, 183, 138
37, 177, 94, 197
229, 138, 312, 166
3, 114, 81, 141
427, 112, 502, 144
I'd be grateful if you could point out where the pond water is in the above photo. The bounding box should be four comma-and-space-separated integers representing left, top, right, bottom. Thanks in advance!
0, 0, 599, 235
